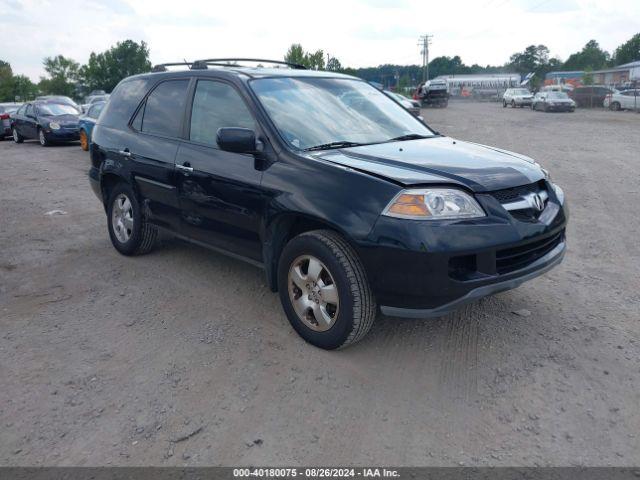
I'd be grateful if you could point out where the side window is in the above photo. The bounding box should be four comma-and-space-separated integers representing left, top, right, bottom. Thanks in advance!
189, 80, 255, 147
139, 79, 189, 137
25, 104, 34, 116
92, 103, 105, 118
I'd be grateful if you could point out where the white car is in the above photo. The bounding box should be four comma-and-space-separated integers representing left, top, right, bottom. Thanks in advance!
604, 89, 640, 111
503, 88, 534, 108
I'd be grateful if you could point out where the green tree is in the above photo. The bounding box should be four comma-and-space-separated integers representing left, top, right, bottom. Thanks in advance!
39, 55, 80, 97
326, 57, 342, 72
611, 33, 640, 66
563, 40, 609, 71
79, 40, 151, 93
284, 44, 326, 70
284, 44, 306, 66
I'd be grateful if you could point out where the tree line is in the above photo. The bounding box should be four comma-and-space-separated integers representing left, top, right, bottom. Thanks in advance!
0, 40, 151, 102
1, 33, 638, 102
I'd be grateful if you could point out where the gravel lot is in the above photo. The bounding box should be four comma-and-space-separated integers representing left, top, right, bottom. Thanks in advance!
1, 101, 639, 467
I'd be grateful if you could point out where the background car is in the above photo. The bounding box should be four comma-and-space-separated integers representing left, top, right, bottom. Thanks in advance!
603, 89, 640, 111
84, 90, 106, 104
0, 103, 22, 140
531, 91, 576, 112
11, 101, 81, 146
81, 94, 110, 113
384, 90, 421, 117
568, 86, 616, 108
502, 88, 533, 108
78, 101, 105, 151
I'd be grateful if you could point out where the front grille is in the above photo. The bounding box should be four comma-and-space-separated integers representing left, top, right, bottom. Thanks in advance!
489, 182, 542, 203
496, 230, 564, 274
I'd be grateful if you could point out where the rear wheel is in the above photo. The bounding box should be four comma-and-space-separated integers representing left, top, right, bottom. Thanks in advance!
12, 127, 23, 143
79, 130, 89, 151
278, 230, 376, 349
106, 183, 157, 256
502, 100, 507, 108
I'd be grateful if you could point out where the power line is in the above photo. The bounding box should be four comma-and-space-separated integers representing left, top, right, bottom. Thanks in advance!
418, 34, 433, 82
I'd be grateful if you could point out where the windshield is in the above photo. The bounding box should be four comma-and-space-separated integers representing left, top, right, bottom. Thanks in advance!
37, 103, 80, 116
250, 77, 433, 150
547, 92, 569, 99
513, 89, 530, 95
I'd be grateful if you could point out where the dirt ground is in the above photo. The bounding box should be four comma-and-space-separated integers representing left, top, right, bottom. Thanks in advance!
1, 102, 639, 467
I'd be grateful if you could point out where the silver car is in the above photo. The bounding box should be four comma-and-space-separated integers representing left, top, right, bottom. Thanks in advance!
503, 88, 534, 108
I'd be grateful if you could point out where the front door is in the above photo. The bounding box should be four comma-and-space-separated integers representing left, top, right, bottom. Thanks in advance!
175, 79, 265, 263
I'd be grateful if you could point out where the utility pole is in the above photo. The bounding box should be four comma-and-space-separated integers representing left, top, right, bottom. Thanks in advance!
418, 34, 432, 82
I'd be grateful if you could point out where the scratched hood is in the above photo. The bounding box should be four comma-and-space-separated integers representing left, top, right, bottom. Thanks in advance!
313, 136, 545, 192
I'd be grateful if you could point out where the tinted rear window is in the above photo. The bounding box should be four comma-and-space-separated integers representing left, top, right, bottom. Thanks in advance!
98, 78, 149, 129
140, 80, 189, 137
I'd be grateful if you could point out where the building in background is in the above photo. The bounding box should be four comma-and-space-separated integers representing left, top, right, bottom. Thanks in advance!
545, 71, 584, 88
592, 61, 640, 87
438, 73, 521, 98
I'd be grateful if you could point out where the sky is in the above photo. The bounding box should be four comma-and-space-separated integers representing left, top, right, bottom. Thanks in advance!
1, 0, 639, 81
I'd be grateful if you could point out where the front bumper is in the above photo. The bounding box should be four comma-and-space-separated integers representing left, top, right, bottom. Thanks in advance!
380, 238, 565, 318
547, 104, 575, 112
357, 185, 568, 318
44, 128, 80, 141
514, 98, 533, 106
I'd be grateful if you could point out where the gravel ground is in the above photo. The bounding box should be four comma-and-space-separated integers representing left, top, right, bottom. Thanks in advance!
1, 101, 639, 467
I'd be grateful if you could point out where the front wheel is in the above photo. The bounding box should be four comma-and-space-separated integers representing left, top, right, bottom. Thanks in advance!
79, 129, 89, 151
278, 230, 376, 349
610, 102, 621, 111
502, 100, 507, 108
511, 100, 516, 108
38, 128, 49, 147
107, 183, 157, 256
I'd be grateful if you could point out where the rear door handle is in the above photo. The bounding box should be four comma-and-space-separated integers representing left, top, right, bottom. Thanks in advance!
176, 163, 193, 173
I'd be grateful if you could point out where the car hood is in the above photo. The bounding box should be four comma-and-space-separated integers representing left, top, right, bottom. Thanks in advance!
311, 136, 545, 192
41, 114, 79, 125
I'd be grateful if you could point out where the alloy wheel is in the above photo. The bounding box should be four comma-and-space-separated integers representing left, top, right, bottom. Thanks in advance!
13, 129, 18, 142
39, 130, 46, 146
288, 255, 340, 331
111, 193, 134, 243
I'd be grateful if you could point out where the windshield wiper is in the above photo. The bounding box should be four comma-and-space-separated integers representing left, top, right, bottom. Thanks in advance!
386, 133, 432, 142
303, 141, 364, 152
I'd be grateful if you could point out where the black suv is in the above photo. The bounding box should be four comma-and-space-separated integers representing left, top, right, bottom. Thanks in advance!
89, 58, 567, 349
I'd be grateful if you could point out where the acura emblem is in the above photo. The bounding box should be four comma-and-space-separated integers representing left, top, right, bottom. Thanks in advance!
530, 193, 544, 212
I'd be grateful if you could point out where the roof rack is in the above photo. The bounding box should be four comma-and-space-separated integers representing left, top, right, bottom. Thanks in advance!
151, 58, 306, 72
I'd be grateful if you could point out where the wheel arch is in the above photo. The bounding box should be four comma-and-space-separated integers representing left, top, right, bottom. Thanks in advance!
262, 213, 359, 293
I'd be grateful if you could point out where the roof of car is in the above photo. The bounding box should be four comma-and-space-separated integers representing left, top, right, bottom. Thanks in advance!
128, 66, 357, 82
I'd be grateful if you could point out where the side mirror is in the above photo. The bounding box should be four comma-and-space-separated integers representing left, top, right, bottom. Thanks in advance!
217, 127, 257, 154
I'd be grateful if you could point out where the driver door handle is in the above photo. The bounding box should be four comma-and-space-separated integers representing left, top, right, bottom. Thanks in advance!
118, 148, 132, 157
176, 163, 193, 173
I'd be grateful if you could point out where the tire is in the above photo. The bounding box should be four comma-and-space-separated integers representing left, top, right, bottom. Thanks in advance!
12, 127, 24, 143
511, 100, 516, 108
106, 183, 157, 256
610, 102, 621, 111
38, 128, 49, 147
79, 129, 89, 151
502, 100, 507, 108
277, 230, 376, 350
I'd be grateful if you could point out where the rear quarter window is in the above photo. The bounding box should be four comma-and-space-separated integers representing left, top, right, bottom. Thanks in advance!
98, 78, 149, 129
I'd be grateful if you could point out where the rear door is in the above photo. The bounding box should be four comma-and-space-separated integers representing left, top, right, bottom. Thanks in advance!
23, 104, 37, 138
175, 78, 265, 262
125, 79, 191, 231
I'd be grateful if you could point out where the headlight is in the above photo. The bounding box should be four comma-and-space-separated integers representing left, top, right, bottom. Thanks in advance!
49, 122, 61, 130
552, 183, 564, 205
383, 188, 485, 220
